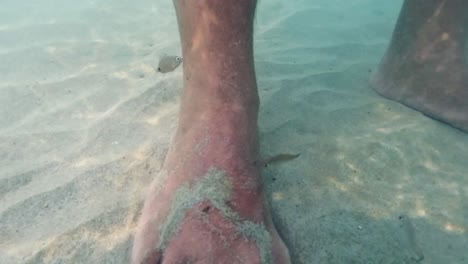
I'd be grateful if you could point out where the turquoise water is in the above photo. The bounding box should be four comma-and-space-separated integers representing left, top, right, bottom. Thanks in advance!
1, 0, 467, 263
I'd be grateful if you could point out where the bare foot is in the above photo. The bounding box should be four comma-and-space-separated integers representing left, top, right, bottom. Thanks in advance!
131, 109, 291, 263
132, 0, 291, 261
371, 0, 468, 132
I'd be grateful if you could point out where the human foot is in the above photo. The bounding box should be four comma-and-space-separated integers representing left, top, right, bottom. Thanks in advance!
132, 0, 291, 261
371, 0, 468, 132
131, 111, 291, 264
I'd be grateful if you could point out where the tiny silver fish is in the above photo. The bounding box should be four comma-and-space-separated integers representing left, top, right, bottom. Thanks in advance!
256, 153, 300, 168
157, 55, 182, 73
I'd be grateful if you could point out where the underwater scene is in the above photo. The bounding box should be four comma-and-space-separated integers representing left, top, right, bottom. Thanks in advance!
1, 0, 467, 263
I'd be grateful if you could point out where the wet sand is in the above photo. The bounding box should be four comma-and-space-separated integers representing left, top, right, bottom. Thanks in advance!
1, 0, 467, 263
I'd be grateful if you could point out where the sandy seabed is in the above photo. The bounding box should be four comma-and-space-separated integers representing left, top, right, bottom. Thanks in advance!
1, 0, 467, 263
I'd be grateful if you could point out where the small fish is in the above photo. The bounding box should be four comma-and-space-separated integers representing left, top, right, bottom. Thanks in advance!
398, 214, 424, 262
258, 153, 300, 168
157, 55, 182, 73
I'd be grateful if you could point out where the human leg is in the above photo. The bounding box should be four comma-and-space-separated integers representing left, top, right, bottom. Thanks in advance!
131, 0, 291, 263
371, 0, 468, 132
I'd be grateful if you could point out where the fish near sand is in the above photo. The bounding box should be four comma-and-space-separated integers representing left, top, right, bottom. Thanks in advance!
157, 55, 182, 73
258, 153, 300, 168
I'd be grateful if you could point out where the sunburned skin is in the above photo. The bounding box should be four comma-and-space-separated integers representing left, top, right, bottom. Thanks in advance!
398, 214, 424, 262
156, 168, 275, 264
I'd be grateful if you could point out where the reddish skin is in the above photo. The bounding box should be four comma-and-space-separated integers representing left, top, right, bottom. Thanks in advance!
371, 0, 468, 132
132, 0, 468, 262
131, 0, 291, 263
